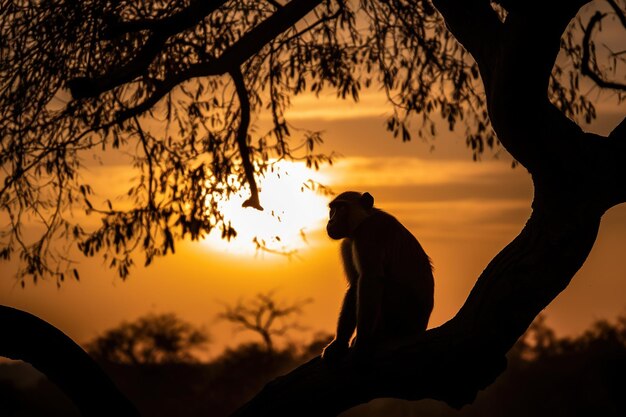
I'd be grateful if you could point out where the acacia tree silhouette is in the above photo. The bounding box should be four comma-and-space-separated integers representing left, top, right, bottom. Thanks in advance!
1, 0, 625, 416
218, 292, 311, 354
87, 312, 210, 365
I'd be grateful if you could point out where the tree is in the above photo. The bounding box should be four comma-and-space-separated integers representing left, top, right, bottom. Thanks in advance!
217, 292, 311, 353
2, 0, 620, 282
1, 0, 625, 416
87, 312, 210, 364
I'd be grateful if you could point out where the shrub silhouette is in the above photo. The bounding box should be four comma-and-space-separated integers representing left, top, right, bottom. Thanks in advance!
87, 313, 209, 365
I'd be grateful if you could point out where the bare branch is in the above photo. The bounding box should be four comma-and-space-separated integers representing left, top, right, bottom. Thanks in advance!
431, 0, 503, 73
581, 11, 626, 91
218, 292, 311, 352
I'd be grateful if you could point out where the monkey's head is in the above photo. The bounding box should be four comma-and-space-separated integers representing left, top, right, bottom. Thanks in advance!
326, 191, 375, 240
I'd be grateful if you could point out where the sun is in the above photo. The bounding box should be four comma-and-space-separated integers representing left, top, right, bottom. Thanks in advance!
201, 160, 332, 256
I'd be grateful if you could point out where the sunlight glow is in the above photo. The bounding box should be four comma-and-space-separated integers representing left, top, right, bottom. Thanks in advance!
202, 161, 332, 256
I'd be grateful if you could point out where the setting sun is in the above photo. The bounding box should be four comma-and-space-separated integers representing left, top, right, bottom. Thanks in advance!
202, 160, 332, 256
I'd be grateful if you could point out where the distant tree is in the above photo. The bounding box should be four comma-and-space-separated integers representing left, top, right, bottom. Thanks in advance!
507, 315, 558, 361
218, 292, 311, 353
87, 313, 210, 364
578, 314, 626, 346
509, 313, 626, 365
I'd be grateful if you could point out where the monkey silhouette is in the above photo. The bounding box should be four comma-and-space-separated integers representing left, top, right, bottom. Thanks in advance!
322, 191, 434, 362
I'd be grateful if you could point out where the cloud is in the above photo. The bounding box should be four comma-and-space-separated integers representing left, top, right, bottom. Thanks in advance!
325, 156, 534, 240
328, 156, 530, 188
281, 91, 391, 121
388, 200, 531, 241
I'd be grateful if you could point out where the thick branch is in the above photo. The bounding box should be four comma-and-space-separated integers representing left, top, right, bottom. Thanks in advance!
433, 0, 593, 171
70, 0, 230, 99
0, 305, 139, 417
610, 116, 626, 139
69, 0, 324, 101
232, 204, 602, 416
231, 3, 626, 412
430, 0, 503, 77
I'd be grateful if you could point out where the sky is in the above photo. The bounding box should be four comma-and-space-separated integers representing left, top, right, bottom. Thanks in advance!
1, 88, 625, 359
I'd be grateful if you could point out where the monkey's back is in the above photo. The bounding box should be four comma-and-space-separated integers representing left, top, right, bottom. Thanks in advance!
353, 210, 434, 336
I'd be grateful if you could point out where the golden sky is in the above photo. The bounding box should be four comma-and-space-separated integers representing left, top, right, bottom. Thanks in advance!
1, 90, 625, 358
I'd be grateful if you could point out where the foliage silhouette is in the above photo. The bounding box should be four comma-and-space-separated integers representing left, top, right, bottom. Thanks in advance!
1, 314, 625, 417
0, 0, 622, 281
86, 312, 210, 365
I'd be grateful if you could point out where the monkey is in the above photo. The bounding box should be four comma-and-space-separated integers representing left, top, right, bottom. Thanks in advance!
321, 191, 434, 362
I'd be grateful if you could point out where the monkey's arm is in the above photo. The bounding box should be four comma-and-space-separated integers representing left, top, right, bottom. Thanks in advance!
322, 287, 356, 362
355, 273, 384, 346
323, 241, 359, 362
335, 286, 357, 343
353, 238, 385, 347
336, 239, 359, 343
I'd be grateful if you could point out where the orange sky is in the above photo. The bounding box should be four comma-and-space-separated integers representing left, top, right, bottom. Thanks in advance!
1, 90, 625, 358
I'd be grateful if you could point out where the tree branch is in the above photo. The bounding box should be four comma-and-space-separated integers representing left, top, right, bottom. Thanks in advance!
133, 116, 156, 211
606, 0, 626, 27
230, 67, 262, 210
580, 11, 626, 91
0, 306, 140, 417
431, 0, 503, 76
69, 0, 324, 101
69, 0, 231, 99
433, 0, 594, 171
232, 205, 602, 416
